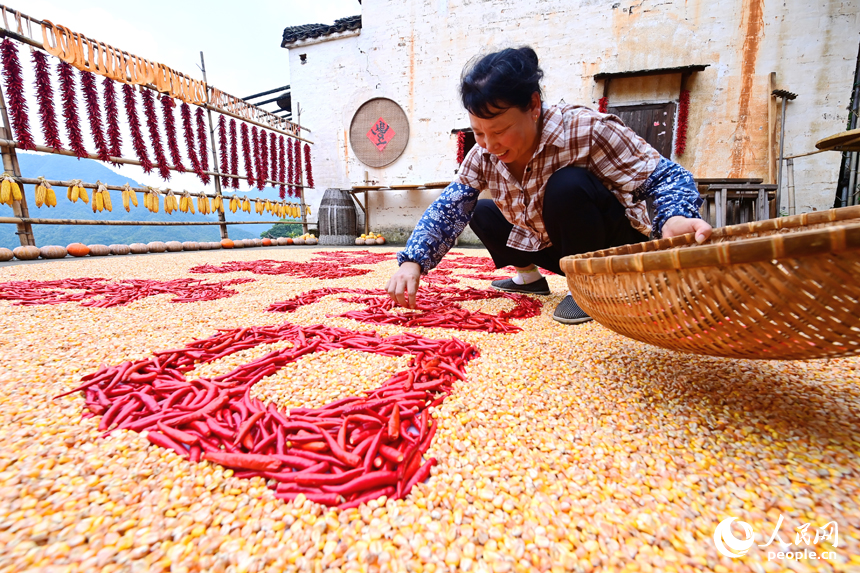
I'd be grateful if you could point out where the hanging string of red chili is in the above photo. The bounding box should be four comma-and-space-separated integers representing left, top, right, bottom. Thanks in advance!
598, 97, 608, 113
270, 132, 278, 191
0, 39, 34, 151
80, 71, 110, 162
456, 131, 466, 164
59, 324, 473, 508
160, 95, 185, 173
251, 126, 263, 190
229, 119, 239, 189
217, 115, 229, 187
31, 50, 62, 151
675, 89, 690, 156
278, 136, 286, 200
180, 102, 203, 183
102, 77, 122, 162
257, 128, 268, 190
293, 139, 303, 193
304, 143, 314, 189
141, 88, 170, 180
121, 84, 152, 173
241, 123, 255, 188
195, 107, 211, 185
57, 62, 88, 159
287, 136, 294, 197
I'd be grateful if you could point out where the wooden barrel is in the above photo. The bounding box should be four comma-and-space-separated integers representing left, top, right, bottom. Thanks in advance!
318, 188, 357, 245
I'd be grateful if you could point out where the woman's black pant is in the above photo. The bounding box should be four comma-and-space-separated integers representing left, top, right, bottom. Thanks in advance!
468, 167, 649, 275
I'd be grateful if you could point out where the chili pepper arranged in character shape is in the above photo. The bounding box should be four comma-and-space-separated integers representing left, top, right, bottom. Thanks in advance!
58, 323, 479, 509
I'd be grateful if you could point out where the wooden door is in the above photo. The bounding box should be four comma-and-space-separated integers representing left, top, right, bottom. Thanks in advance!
607, 102, 677, 158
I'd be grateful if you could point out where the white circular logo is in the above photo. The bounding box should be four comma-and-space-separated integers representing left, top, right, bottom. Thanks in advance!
714, 517, 755, 558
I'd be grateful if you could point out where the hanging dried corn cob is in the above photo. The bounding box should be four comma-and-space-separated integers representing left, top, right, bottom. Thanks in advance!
81, 71, 110, 162
57, 62, 88, 159
195, 108, 211, 185
217, 115, 229, 188
181, 103, 203, 183
304, 143, 314, 189
213, 193, 224, 213
180, 190, 195, 214
0, 173, 22, 206
164, 189, 178, 214
278, 136, 286, 200
0, 40, 34, 151
240, 123, 255, 189
160, 96, 186, 173
122, 84, 153, 174
229, 119, 239, 189
31, 51, 62, 150
228, 195, 240, 214
102, 77, 122, 161
35, 177, 56, 208
242, 196, 251, 214
144, 187, 160, 213
92, 181, 105, 213
141, 89, 171, 180
196, 191, 210, 215
121, 183, 137, 212
66, 179, 88, 204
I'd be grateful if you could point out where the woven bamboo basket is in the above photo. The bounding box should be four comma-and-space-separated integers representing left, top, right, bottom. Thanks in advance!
559, 206, 860, 360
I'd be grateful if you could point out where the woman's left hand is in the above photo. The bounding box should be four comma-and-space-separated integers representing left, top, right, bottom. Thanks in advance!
661, 216, 712, 244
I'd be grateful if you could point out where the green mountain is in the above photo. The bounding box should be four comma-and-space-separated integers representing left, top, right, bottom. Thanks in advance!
1, 153, 297, 249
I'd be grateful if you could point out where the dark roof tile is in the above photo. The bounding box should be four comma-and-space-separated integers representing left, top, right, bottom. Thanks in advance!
281, 15, 362, 47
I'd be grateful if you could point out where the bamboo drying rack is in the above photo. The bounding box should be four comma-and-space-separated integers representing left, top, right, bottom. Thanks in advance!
0, 5, 314, 247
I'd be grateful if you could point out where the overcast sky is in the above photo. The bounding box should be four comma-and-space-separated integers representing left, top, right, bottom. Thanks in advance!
24, 0, 361, 97
15, 0, 361, 191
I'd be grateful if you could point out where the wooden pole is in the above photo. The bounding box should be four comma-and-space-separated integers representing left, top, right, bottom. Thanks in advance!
0, 80, 34, 246
767, 72, 777, 187
200, 52, 228, 240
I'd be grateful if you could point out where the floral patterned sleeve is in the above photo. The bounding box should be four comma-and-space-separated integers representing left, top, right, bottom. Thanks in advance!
396, 182, 481, 273
635, 157, 704, 239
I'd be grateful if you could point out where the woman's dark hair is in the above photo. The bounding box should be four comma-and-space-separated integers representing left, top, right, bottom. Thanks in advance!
460, 47, 544, 119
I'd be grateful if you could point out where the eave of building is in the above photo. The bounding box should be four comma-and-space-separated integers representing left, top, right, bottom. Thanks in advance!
282, 28, 361, 49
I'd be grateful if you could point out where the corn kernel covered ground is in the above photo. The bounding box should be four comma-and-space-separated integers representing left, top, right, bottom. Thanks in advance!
0, 246, 857, 573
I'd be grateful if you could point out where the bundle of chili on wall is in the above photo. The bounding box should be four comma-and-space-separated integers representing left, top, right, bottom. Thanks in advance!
229, 119, 239, 189
141, 88, 171, 180
456, 131, 466, 164
304, 143, 314, 189
241, 122, 255, 189
102, 77, 123, 161
218, 115, 230, 188
674, 90, 690, 156
81, 71, 110, 162
278, 136, 287, 200
57, 62, 88, 159
293, 138, 302, 195
160, 95, 186, 173
122, 84, 153, 173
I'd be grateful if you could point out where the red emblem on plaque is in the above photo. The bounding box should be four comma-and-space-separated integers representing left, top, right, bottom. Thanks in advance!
367, 117, 395, 151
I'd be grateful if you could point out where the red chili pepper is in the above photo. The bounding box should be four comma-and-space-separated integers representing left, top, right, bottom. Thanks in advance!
234, 411, 264, 446
364, 429, 384, 473
388, 408, 400, 441
203, 451, 283, 472
146, 431, 189, 458
271, 454, 317, 470
157, 421, 200, 445
294, 467, 363, 487
402, 457, 437, 495
379, 444, 404, 464
321, 470, 398, 495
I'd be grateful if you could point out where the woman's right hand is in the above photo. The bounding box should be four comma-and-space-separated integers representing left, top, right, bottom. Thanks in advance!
386, 262, 422, 309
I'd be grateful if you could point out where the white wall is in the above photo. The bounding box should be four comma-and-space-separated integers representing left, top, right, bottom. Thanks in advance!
288, 0, 860, 237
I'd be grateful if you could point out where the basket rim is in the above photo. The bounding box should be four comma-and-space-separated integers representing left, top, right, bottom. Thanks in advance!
561, 205, 860, 275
